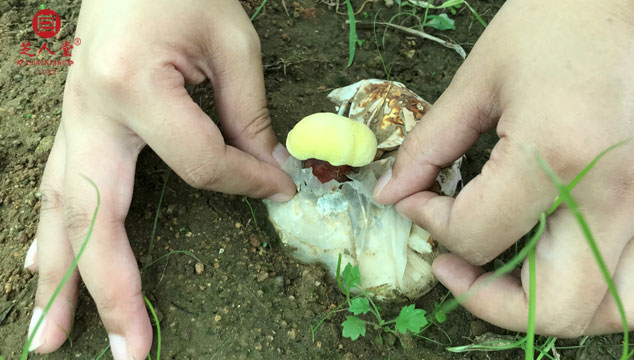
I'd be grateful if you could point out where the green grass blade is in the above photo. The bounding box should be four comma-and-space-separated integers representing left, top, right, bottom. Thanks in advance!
144, 296, 161, 360
22, 175, 101, 360
141, 250, 202, 273
535, 337, 557, 360
536, 155, 629, 359
244, 197, 258, 228
434, 213, 546, 319
372, 10, 391, 80
145, 171, 170, 269
547, 139, 631, 215
463, 0, 487, 28
526, 243, 536, 360
250, 0, 269, 21
94, 345, 110, 360
345, 0, 358, 67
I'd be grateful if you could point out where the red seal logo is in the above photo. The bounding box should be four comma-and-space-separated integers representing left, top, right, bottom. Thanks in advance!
32, 9, 61, 39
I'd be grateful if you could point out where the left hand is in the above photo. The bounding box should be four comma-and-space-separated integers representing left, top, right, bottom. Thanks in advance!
373, 0, 634, 337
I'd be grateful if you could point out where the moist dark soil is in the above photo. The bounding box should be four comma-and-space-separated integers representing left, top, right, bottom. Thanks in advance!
0, 0, 629, 359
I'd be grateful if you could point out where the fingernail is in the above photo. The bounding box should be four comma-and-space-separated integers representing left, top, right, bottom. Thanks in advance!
109, 334, 132, 360
373, 167, 392, 199
24, 238, 37, 269
27, 307, 46, 352
272, 143, 291, 167
268, 192, 293, 203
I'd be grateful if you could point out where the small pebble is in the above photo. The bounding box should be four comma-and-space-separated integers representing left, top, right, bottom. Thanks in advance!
17, 231, 28, 243
257, 272, 269, 282
194, 262, 204, 275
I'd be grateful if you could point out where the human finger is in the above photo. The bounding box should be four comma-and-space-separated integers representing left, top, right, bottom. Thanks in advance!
62, 119, 152, 360
203, 4, 285, 167
586, 237, 634, 334
372, 45, 501, 205
128, 67, 296, 201
433, 206, 632, 337
27, 128, 81, 353
24, 239, 38, 272
395, 134, 557, 265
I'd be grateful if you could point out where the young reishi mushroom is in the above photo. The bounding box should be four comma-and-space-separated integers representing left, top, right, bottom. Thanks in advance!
286, 113, 378, 183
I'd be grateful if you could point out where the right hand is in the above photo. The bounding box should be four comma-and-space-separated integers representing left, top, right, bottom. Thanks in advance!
25, 0, 295, 358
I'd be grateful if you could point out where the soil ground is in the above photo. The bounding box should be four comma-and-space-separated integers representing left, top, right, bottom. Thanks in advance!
0, 0, 630, 359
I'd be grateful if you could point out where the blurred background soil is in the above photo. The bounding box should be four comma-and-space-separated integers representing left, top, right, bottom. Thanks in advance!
0, 0, 630, 359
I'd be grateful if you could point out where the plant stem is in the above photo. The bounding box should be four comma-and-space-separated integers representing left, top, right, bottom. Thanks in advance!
526, 243, 536, 360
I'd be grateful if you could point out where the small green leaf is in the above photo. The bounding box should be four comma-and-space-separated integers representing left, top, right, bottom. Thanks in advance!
425, 14, 456, 30
342, 316, 366, 340
434, 311, 446, 323
433, 302, 447, 323
342, 263, 361, 290
349, 298, 371, 315
395, 305, 428, 334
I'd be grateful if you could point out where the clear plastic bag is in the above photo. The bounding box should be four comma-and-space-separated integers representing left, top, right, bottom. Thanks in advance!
265, 80, 462, 300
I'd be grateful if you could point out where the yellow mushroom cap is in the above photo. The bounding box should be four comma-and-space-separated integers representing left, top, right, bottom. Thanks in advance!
286, 113, 377, 167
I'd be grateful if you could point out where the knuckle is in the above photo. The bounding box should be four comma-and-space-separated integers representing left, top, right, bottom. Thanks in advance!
94, 286, 143, 317
63, 197, 94, 240
90, 56, 136, 93
214, 23, 261, 63
230, 25, 261, 56
454, 247, 491, 266
539, 134, 606, 178
229, 108, 272, 144
39, 185, 63, 213
181, 159, 222, 190
602, 311, 629, 334
80, 39, 140, 95
533, 297, 592, 337
36, 269, 63, 290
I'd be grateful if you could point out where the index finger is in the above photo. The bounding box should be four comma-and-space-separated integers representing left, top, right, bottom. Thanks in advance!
205, 9, 282, 167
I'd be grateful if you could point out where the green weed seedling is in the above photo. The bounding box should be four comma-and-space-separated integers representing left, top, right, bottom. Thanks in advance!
312, 254, 433, 346
424, 13, 455, 30
345, 0, 364, 67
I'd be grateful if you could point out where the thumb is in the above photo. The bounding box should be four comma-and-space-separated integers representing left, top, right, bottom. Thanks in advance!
373, 63, 500, 205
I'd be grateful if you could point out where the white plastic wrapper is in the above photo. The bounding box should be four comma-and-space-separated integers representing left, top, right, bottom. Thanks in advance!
265, 80, 463, 300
